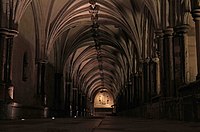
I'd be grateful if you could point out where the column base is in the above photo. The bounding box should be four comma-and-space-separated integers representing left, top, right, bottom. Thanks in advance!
0, 101, 49, 119
0, 101, 20, 119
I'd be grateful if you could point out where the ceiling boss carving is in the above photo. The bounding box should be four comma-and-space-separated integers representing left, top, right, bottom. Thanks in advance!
89, 0, 104, 88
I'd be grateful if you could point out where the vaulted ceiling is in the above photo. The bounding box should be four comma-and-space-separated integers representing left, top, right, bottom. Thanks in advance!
14, 0, 161, 100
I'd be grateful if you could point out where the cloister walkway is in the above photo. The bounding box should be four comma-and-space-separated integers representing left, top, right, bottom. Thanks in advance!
1, 116, 200, 132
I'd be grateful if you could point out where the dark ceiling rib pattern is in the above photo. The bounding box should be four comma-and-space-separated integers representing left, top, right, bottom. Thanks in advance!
62, 0, 134, 99
20, 0, 160, 100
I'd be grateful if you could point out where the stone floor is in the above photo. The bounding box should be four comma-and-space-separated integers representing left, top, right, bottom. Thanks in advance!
1, 116, 200, 132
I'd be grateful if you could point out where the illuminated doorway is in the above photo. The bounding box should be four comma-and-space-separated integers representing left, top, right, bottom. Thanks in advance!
93, 91, 114, 116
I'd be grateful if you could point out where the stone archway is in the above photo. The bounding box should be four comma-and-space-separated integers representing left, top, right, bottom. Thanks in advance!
93, 90, 114, 116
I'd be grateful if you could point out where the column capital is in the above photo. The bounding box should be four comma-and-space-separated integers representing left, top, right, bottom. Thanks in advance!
191, 9, 200, 21
163, 27, 174, 36
155, 29, 164, 37
144, 57, 151, 64
152, 57, 159, 63
134, 71, 142, 77
73, 87, 78, 90
36, 59, 48, 64
0, 28, 18, 38
139, 59, 143, 63
66, 81, 72, 85
174, 24, 190, 34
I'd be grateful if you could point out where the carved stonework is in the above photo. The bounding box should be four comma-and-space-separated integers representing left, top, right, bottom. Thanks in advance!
191, 7, 200, 21
0, 28, 18, 38
163, 27, 173, 36
152, 57, 159, 64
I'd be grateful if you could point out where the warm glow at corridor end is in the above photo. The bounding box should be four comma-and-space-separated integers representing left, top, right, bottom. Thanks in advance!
94, 91, 114, 108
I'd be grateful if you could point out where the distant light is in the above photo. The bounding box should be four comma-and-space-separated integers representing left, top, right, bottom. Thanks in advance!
52, 117, 55, 120
74, 116, 76, 119
21, 118, 25, 121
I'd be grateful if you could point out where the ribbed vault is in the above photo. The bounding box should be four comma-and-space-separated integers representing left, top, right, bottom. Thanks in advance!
65, 25, 129, 99
1, 0, 197, 119
28, 0, 160, 103
50, 0, 143, 100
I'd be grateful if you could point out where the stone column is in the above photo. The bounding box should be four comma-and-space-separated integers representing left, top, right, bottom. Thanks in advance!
133, 73, 138, 106
78, 92, 82, 116
65, 81, 72, 116
72, 88, 78, 116
137, 59, 144, 104
54, 73, 63, 109
191, 7, 200, 79
138, 72, 143, 105
163, 27, 174, 97
143, 59, 150, 103
119, 90, 124, 111
134, 71, 142, 106
152, 55, 161, 95
36, 60, 47, 106
174, 25, 190, 85
0, 28, 18, 102
131, 74, 136, 107
69, 84, 73, 117
125, 88, 129, 109
0, 31, 6, 101
132, 73, 137, 107
130, 74, 134, 108
146, 58, 151, 102
127, 80, 133, 108
81, 95, 86, 116
155, 30, 164, 96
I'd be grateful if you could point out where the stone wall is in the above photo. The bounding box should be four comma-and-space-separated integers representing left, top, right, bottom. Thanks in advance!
120, 81, 200, 122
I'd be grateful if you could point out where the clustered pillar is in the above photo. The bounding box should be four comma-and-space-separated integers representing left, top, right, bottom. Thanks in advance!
163, 27, 174, 97
64, 80, 88, 117
54, 73, 63, 110
0, 28, 18, 102
192, 7, 200, 79
155, 30, 163, 96
36, 60, 47, 106
174, 25, 190, 86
